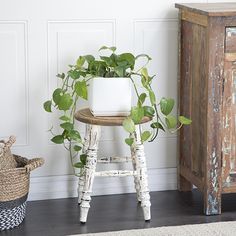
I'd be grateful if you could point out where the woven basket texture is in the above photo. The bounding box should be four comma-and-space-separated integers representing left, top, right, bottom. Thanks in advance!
0, 155, 44, 202
0, 136, 17, 170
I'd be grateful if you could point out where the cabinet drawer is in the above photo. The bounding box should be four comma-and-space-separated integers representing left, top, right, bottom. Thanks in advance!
225, 27, 236, 53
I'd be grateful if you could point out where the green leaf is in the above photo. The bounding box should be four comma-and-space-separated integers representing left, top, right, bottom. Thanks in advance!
141, 68, 149, 80
110, 53, 119, 67
100, 56, 113, 66
53, 88, 63, 105
68, 70, 80, 80
68, 130, 81, 142
138, 93, 147, 106
122, 117, 135, 133
131, 106, 144, 124
114, 66, 125, 77
165, 115, 177, 129
160, 97, 175, 116
76, 56, 85, 68
59, 115, 71, 122
151, 122, 165, 131
99, 46, 116, 52
118, 53, 135, 69
143, 106, 155, 117
80, 154, 87, 165
84, 55, 95, 63
56, 73, 65, 79
149, 90, 156, 105
75, 80, 88, 100
74, 145, 82, 152
43, 100, 52, 112
125, 138, 134, 146
110, 46, 117, 52
73, 162, 84, 168
88, 60, 107, 76
60, 122, 73, 131
58, 94, 73, 111
51, 135, 64, 144
141, 68, 150, 88
179, 116, 192, 125
141, 131, 151, 142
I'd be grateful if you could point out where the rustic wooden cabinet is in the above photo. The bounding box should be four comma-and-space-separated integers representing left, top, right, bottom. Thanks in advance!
176, 3, 236, 215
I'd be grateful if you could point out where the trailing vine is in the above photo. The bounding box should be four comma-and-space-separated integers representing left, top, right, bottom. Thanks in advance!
44, 46, 191, 174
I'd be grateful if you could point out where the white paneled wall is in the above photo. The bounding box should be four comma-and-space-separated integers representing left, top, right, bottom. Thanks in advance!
0, 0, 227, 201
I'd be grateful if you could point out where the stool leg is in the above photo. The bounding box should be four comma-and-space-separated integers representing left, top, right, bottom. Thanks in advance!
134, 125, 151, 221
78, 124, 90, 205
80, 125, 101, 223
130, 135, 141, 202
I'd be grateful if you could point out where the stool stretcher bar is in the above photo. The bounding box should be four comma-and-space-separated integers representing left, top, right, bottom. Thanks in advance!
97, 156, 131, 163
94, 170, 137, 177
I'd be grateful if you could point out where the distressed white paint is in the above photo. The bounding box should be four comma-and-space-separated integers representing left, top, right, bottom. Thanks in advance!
1, 0, 229, 200
79, 124, 151, 222
95, 170, 136, 177
78, 124, 90, 204
98, 156, 131, 163
133, 125, 151, 221
80, 125, 101, 223
131, 138, 141, 202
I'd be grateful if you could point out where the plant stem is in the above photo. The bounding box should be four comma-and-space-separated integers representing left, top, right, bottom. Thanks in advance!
69, 140, 80, 177
129, 76, 140, 98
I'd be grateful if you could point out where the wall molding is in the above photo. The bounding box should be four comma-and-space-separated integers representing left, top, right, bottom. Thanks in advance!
28, 167, 177, 201
0, 21, 29, 146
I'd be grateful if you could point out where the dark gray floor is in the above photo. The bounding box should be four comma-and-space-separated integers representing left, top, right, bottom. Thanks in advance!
2, 190, 236, 236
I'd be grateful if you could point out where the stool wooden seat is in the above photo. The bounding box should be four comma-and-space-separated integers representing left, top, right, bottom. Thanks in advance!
75, 108, 152, 126
75, 108, 152, 223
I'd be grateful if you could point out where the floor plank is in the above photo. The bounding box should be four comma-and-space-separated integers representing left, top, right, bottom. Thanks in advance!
2, 190, 236, 236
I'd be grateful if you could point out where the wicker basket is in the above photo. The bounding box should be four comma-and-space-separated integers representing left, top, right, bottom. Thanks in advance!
0, 136, 17, 170
0, 155, 44, 231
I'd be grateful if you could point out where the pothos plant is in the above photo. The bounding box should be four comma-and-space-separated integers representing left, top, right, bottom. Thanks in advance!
44, 46, 191, 176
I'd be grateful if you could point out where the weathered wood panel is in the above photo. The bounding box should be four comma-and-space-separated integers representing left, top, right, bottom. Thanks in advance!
178, 18, 193, 192
182, 10, 208, 26
203, 16, 224, 215
177, 2, 236, 216
178, 12, 208, 191
222, 27, 236, 187
175, 3, 236, 17
191, 23, 207, 178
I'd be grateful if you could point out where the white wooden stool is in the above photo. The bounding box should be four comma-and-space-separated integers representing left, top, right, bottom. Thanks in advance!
75, 108, 152, 223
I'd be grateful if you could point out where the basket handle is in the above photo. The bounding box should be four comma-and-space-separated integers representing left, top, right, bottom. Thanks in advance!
25, 158, 44, 173
0, 136, 16, 156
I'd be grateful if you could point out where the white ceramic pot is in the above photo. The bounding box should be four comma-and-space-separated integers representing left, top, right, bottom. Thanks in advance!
88, 77, 131, 116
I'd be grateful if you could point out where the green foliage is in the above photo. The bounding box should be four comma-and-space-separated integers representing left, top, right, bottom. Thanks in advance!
160, 97, 175, 116
179, 116, 192, 125
165, 115, 177, 129
60, 122, 73, 131
143, 106, 155, 118
130, 106, 144, 124
43, 100, 52, 112
74, 145, 82, 152
43, 45, 192, 175
122, 117, 135, 133
125, 138, 134, 146
141, 131, 152, 142
51, 135, 64, 144
59, 115, 71, 122
75, 80, 88, 100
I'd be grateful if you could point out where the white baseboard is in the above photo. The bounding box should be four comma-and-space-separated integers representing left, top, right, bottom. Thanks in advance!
28, 168, 177, 201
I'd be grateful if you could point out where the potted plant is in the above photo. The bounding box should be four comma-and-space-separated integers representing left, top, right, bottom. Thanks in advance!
43, 46, 191, 174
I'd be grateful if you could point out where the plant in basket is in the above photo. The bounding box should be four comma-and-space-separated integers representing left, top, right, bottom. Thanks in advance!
43, 46, 191, 175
